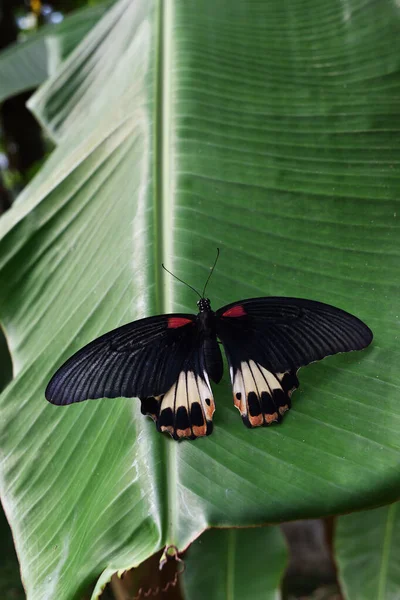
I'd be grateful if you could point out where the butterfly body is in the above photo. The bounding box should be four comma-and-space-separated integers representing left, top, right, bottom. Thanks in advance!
46, 295, 373, 441
195, 299, 223, 384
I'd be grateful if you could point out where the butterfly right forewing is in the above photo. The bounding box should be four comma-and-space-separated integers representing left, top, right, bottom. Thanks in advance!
216, 297, 372, 428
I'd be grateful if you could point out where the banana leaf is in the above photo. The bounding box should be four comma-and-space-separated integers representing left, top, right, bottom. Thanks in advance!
1, 0, 399, 598
336, 503, 400, 600
0, 1, 113, 103
182, 526, 287, 600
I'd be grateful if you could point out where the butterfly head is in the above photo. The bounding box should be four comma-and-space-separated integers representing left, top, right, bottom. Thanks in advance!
197, 298, 211, 313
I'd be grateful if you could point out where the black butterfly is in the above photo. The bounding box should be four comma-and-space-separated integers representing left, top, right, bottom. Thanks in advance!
46, 252, 373, 440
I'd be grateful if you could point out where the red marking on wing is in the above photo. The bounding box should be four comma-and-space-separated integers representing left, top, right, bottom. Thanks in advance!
222, 305, 246, 318
167, 317, 193, 329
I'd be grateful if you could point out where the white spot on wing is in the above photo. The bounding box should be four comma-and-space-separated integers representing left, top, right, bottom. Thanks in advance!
158, 370, 215, 431
186, 371, 201, 405
161, 380, 178, 412
175, 371, 189, 410
231, 361, 289, 424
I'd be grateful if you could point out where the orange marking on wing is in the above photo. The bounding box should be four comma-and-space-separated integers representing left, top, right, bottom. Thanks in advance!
279, 405, 289, 416
161, 425, 174, 436
167, 317, 193, 328
176, 428, 192, 439
204, 399, 215, 421
249, 414, 264, 427
265, 412, 279, 424
192, 425, 207, 438
233, 392, 246, 415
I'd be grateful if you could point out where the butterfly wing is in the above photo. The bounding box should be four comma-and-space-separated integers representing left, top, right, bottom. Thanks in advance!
216, 297, 373, 428
46, 314, 215, 440
140, 346, 215, 440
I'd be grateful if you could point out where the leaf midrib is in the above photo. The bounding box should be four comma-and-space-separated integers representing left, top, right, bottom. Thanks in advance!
155, 0, 177, 547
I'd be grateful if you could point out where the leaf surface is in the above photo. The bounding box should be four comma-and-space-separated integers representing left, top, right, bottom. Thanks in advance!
1, 0, 400, 598
0, 2, 112, 103
336, 503, 400, 600
182, 526, 287, 600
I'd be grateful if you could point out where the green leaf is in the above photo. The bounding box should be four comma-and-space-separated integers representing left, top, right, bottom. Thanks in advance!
0, 327, 12, 392
1, 0, 400, 598
0, 506, 24, 600
0, 1, 113, 103
0, 332, 21, 600
335, 503, 400, 600
182, 526, 287, 600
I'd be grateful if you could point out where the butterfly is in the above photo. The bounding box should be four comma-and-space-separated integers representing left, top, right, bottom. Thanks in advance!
45, 251, 373, 441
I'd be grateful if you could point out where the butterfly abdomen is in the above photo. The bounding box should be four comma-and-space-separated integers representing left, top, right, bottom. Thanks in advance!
203, 338, 223, 383
197, 309, 223, 384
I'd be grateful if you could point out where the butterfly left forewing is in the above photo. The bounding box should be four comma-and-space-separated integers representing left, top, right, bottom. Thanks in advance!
45, 314, 197, 406
46, 312, 216, 440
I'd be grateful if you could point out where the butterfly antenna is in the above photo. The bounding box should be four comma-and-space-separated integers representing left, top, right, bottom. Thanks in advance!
162, 264, 202, 298
202, 248, 220, 297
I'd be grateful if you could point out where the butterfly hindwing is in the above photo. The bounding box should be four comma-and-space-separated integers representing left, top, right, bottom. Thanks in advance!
140, 355, 215, 440
231, 361, 299, 428
217, 297, 372, 427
